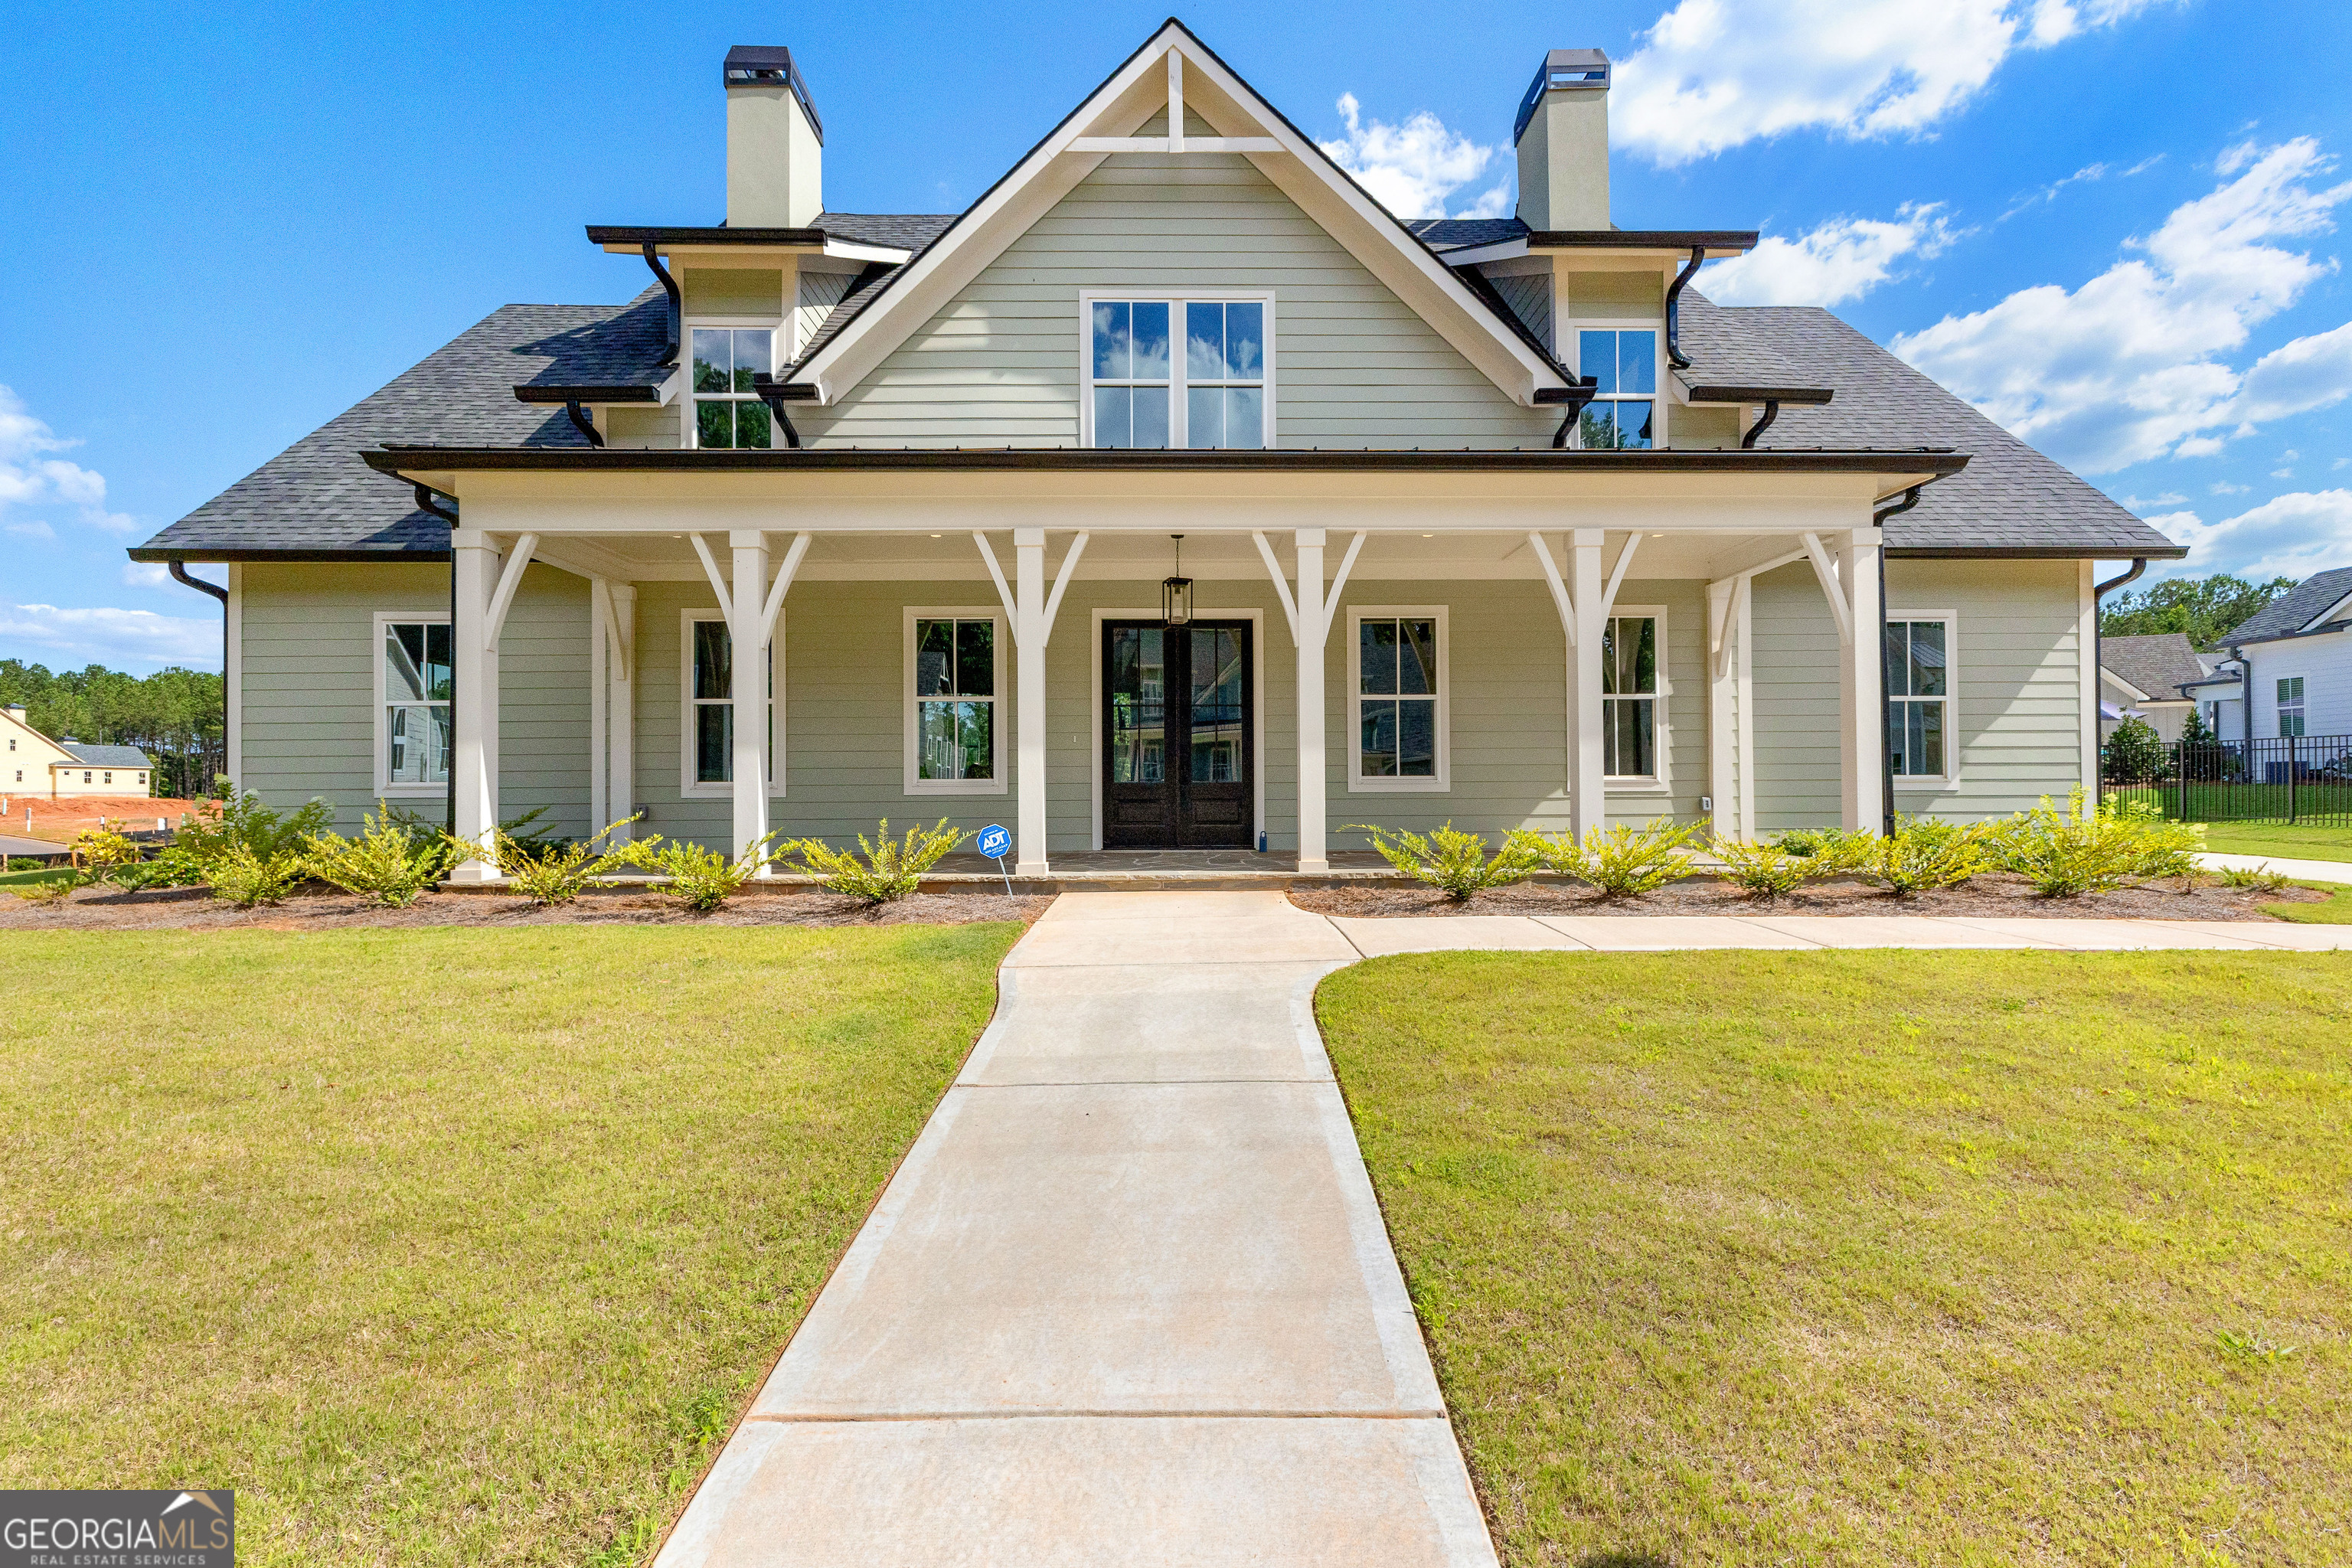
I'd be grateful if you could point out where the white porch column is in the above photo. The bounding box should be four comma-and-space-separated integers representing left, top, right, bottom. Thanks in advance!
1565, 529, 1606, 840
449, 529, 501, 881
1294, 528, 1328, 871
729, 532, 771, 865
1705, 575, 1741, 837
1838, 528, 1885, 831
591, 579, 635, 842
1013, 528, 1049, 876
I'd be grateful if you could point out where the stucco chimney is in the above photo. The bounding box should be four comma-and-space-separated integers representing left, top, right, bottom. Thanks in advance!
1514, 49, 1610, 232
725, 46, 824, 228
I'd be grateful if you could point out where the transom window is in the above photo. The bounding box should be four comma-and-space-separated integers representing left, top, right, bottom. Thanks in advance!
381, 619, 452, 789
1885, 619, 1950, 777
909, 615, 1001, 790
681, 614, 782, 796
691, 327, 776, 449
1350, 609, 1449, 791
2278, 676, 2306, 737
1086, 296, 1268, 449
1602, 615, 1658, 778
1575, 329, 1657, 450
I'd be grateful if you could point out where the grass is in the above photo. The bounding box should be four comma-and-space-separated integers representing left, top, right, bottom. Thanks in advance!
0, 924, 1020, 1566
2265, 882, 2352, 923
2107, 782, 2352, 825
0, 863, 73, 888
2200, 821, 2352, 862
1319, 951, 2352, 1566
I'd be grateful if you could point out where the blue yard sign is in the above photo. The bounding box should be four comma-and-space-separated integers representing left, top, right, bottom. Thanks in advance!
976, 823, 1012, 893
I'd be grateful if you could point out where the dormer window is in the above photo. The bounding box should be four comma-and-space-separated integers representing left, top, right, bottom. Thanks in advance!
692, 327, 776, 449
1575, 329, 1656, 449
1085, 294, 1269, 449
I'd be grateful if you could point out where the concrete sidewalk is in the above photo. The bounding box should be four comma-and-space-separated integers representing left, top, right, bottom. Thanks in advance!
655, 891, 1497, 1567
2197, 851, 2352, 886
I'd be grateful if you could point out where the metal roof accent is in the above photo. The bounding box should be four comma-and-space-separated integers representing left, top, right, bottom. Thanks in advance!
722, 45, 822, 144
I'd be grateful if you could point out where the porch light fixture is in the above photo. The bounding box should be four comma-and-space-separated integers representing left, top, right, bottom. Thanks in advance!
1161, 534, 1192, 627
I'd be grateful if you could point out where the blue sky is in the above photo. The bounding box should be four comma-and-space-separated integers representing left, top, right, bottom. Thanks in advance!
4, 0, 2348, 671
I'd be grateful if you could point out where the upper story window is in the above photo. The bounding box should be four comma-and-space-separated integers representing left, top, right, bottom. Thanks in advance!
692, 327, 775, 449
1086, 296, 1269, 449
1575, 329, 1656, 450
1885, 619, 1951, 778
2278, 676, 2306, 737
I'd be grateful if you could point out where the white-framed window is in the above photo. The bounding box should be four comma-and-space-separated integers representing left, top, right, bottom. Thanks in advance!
1886, 613, 1957, 782
1602, 609, 1668, 781
904, 609, 1007, 795
2278, 676, 2306, 737
688, 324, 778, 449
1573, 328, 1659, 449
1349, 606, 1449, 792
374, 612, 452, 795
679, 610, 785, 799
1081, 292, 1272, 449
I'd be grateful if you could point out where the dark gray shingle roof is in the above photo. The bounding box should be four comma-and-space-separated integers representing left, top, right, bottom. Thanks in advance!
1407, 217, 1528, 252
2100, 633, 2206, 701
2223, 566, 2352, 644
814, 212, 956, 250
1673, 294, 1814, 394
60, 743, 154, 768
1712, 297, 2180, 557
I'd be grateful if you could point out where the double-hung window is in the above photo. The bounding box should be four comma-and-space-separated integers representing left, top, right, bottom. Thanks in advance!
2278, 676, 2306, 737
1086, 296, 1268, 449
1602, 614, 1660, 778
1351, 609, 1447, 790
1885, 619, 1952, 779
377, 616, 451, 792
691, 327, 776, 449
1574, 329, 1657, 449
906, 612, 1004, 793
681, 613, 782, 796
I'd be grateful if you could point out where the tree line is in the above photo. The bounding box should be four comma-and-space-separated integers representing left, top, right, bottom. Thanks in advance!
2099, 573, 2298, 648
0, 660, 224, 799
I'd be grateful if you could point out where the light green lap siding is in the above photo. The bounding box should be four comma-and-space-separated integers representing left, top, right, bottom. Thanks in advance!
238, 563, 591, 836
1749, 559, 2086, 830
795, 154, 1557, 450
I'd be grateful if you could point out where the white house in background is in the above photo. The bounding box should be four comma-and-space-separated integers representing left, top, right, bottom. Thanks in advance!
2190, 566, 2352, 743
2099, 633, 2211, 741
0, 705, 154, 799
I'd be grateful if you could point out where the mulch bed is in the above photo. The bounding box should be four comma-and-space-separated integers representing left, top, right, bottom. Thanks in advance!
0, 883, 1053, 932
1289, 874, 2324, 922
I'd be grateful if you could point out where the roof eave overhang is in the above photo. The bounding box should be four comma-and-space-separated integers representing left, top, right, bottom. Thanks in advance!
1884, 543, 2190, 561
126, 545, 454, 564
1525, 230, 1758, 256
1682, 384, 1835, 406
514, 384, 665, 405
586, 226, 913, 266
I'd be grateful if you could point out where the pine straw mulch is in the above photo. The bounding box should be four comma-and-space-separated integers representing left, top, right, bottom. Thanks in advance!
1289, 872, 2324, 922
0, 882, 1052, 932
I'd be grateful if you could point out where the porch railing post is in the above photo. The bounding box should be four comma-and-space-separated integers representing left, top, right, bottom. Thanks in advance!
1295, 529, 1328, 872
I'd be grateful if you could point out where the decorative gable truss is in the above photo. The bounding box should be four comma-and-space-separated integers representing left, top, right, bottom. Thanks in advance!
786, 20, 1574, 410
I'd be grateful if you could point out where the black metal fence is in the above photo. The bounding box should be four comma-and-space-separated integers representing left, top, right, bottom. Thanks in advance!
2103, 732, 2352, 825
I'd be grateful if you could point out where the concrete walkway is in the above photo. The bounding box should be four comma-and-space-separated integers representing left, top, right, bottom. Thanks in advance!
655, 891, 1496, 1567
2197, 851, 2352, 885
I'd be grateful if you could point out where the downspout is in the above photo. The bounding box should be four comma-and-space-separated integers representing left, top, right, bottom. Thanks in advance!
1740, 400, 1780, 449
1548, 377, 1599, 449
1664, 244, 1705, 371
642, 243, 682, 366
563, 401, 605, 448
413, 483, 462, 835
2091, 558, 2148, 791
1872, 485, 1925, 837
750, 374, 804, 449
168, 558, 228, 795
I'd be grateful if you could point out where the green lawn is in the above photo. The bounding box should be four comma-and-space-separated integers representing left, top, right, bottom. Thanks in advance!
2107, 782, 2352, 828
2201, 821, 2352, 861
0, 925, 1019, 1566
1321, 951, 2352, 1566
0, 863, 73, 887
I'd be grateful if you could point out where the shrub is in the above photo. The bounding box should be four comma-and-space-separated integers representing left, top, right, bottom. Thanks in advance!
492, 818, 636, 906
110, 846, 208, 892
2219, 866, 2292, 893
608, 833, 778, 912
178, 783, 335, 863
1517, 818, 1708, 898
1345, 822, 1534, 902
778, 818, 966, 906
1992, 789, 2206, 897
207, 844, 309, 907
1772, 825, 1874, 863
1848, 815, 1991, 897
305, 802, 459, 906
10, 868, 83, 906
1710, 838, 1823, 901
2102, 716, 2170, 784
70, 827, 145, 887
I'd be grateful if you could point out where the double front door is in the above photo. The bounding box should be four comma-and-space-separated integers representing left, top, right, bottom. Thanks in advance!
1102, 620, 1253, 848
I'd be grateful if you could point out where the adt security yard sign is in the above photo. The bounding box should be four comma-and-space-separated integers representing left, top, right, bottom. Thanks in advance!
977, 824, 1012, 893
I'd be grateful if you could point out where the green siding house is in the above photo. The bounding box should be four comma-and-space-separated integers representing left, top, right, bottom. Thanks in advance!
130, 21, 2183, 878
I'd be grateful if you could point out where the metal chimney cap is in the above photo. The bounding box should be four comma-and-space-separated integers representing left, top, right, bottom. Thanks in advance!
1516, 48, 1611, 143
723, 45, 824, 144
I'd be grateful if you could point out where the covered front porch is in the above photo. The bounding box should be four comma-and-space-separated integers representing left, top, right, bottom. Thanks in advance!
406, 460, 1938, 881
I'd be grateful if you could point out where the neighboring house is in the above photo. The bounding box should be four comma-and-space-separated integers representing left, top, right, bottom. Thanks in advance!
2099, 633, 2210, 742
127, 22, 2182, 876
2200, 565, 2352, 743
0, 706, 154, 798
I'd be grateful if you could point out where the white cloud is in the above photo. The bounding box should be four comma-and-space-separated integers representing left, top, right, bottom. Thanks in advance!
2211, 480, 2249, 495
2159, 489, 2352, 581
1703, 204, 1958, 305
2117, 491, 2187, 508
2236, 323, 2352, 422
1613, 0, 2171, 166
4, 519, 55, 541
2000, 154, 2164, 220
0, 384, 137, 534
1319, 94, 1508, 219
0, 603, 222, 671
1893, 139, 2352, 472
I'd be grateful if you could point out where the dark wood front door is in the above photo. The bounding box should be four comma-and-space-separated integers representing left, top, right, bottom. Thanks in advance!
1102, 619, 1253, 848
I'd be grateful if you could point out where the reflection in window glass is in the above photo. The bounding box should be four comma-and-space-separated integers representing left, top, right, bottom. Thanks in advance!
1090, 299, 1263, 449
916, 617, 997, 780
1357, 616, 1439, 778
1602, 616, 1657, 777
1883, 620, 1950, 776
691, 327, 775, 449
384, 621, 452, 785
1574, 329, 1658, 449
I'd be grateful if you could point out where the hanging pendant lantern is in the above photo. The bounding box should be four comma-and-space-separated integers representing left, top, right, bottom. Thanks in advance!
1161, 534, 1193, 627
